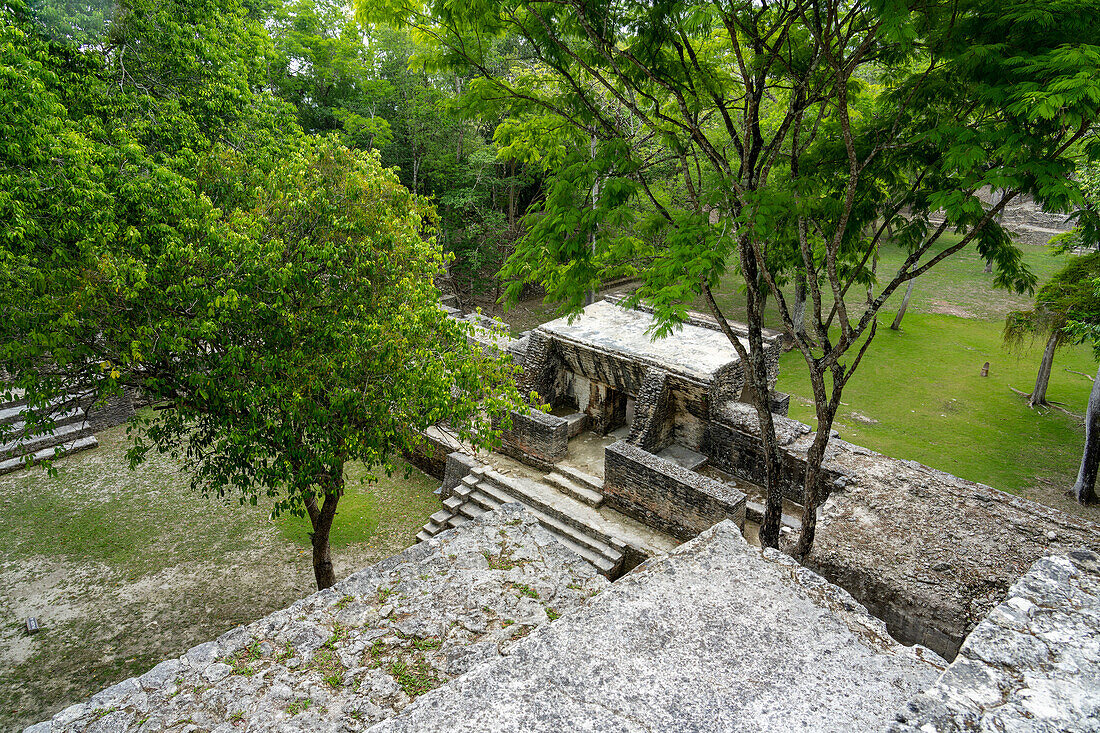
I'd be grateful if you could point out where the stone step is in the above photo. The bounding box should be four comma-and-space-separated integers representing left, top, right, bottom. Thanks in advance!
0, 435, 98, 475
0, 397, 73, 427
430, 509, 453, 525
446, 514, 469, 529
3, 407, 88, 434
563, 412, 588, 439
478, 469, 627, 554
443, 497, 464, 512
745, 501, 803, 531
415, 529, 435, 543
553, 464, 604, 493
0, 421, 93, 461
467, 483, 622, 570
458, 501, 488, 520
656, 444, 708, 471
545, 472, 603, 508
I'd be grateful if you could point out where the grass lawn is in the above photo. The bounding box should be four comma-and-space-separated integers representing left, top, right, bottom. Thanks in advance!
0, 422, 441, 731
695, 237, 1098, 515
777, 314, 1094, 508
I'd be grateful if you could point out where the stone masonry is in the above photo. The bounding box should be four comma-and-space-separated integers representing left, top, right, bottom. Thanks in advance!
369, 520, 945, 733
27, 505, 607, 733
888, 549, 1100, 732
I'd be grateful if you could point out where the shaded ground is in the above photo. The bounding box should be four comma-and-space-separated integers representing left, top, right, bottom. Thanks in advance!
0, 424, 440, 731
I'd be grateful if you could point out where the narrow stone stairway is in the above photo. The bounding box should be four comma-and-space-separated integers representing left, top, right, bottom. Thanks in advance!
417, 463, 677, 578
0, 394, 98, 474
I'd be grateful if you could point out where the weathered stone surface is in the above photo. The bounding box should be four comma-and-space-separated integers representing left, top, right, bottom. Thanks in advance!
603, 439, 745, 541
888, 550, 1100, 733
26, 505, 607, 732
369, 520, 945, 733
809, 440, 1100, 660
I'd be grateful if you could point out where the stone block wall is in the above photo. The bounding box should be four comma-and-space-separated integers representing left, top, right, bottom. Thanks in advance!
405, 426, 463, 480
703, 401, 845, 503
628, 367, 673, 451
518, 330, 560, 403
85, 387, 137, 431
603, 440, 746, 542
441, 451, 481, 500
498, 408, 569, 468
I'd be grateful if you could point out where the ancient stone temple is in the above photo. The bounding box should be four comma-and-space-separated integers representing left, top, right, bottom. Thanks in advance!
26, 300, 1100, 732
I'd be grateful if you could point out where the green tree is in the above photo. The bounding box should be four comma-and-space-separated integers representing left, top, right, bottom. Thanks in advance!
1, 1, 523, 588
367, 0, 1100, 554
1005, 252, 1100, 408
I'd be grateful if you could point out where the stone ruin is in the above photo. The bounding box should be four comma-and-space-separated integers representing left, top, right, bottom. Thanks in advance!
25, 299, 1100, 731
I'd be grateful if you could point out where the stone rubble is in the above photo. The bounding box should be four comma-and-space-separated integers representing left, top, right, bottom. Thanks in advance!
25, 504, 607, 733
887, 549, 1100, 733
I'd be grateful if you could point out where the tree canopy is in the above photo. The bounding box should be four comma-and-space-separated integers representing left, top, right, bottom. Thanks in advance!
364, 0, 1100, 545
0, 0, 523, 588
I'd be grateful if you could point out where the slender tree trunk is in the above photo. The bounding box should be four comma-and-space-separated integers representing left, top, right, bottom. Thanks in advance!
1073, 363, 1100, 504
304, 467, 344, 590
585, 131, 599, 305
735, 247, 784, 548
793, 274, 808, 341
890, 279, 915, 330
1029, 331, 1060, 407
792, 395, 838, 559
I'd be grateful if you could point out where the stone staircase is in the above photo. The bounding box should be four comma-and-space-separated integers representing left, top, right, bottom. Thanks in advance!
415, 462, 679, 579
0, 394, 98, 475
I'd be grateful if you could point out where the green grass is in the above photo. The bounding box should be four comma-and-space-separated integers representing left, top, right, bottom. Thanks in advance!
777, 313, 1094, 503
273, 463, 440, 549
698, 235, 1073, 328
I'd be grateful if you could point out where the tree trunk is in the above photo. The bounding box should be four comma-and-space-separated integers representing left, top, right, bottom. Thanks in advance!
793, 275, 808, 341
890, 279, 915, 330
585, 131, 599, 305
1073, 363, 1100, 504
304, 467, 344, 590
1029, 330, 1059, 407
792, 406, 836, 559
735, 246, 784, 548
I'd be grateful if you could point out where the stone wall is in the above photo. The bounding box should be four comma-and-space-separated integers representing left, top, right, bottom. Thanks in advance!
627, 367, 673, 451
404, 426, 463, 480
702, 401, 846, 502
603, 440, 746, 541
497, 408, 569, 469
809, 440, 1100, 661
84, 388, 137, 432
887, 550, 1100, 732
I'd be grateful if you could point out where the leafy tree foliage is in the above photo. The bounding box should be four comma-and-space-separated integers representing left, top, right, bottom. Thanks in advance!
367, 0, 1100, 553
0, 0, 521, 588
1006, 252, 1100, 407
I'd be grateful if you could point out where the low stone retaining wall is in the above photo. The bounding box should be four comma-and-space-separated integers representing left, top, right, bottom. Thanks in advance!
497, 408, 568, 469
603, 440, 746, 541
703, 401, 846, 503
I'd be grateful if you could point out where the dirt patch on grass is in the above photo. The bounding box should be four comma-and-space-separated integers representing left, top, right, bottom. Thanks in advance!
927, 300, 976, 319
0, 423, 441, 731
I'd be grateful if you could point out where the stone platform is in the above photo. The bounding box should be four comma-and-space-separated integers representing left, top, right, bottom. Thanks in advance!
370, 520, 945, 733
26, 505, 607, 732
889, 549, 1100, 733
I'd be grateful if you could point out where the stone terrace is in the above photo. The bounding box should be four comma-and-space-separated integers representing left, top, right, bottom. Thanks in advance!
370, 520, 944, 733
